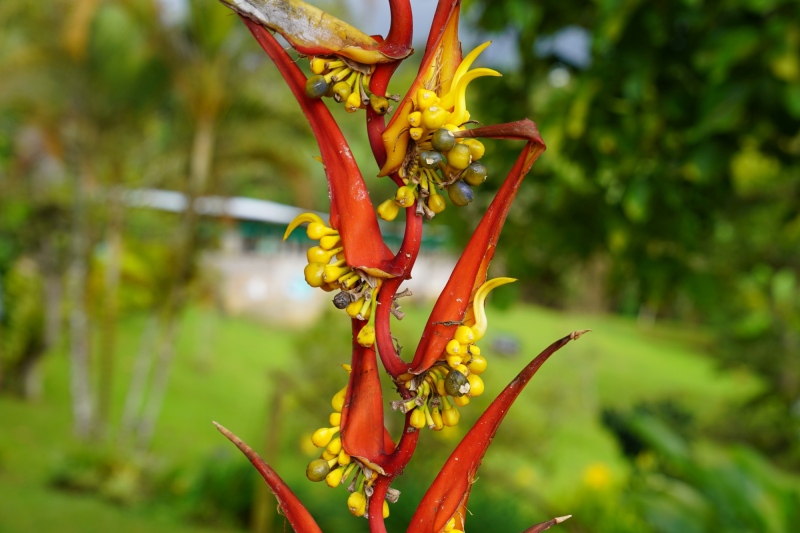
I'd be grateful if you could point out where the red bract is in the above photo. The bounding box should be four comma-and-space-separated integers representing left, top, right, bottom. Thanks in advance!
214, 1, 582, 532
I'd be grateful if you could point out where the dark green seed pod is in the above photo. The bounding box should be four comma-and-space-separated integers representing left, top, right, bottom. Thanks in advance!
462, 161, 488, 186
370, 95, 390, 115
447, 181, 474, 207
431, 128, 456, 152
306, 458, 331, 482
419, 151, 443, 169
333, 291, 351, 309
305, 75, 330, 99
444, 369, 470, 397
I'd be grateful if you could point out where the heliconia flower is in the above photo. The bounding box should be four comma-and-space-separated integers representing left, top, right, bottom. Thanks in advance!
213, 1, 580, 532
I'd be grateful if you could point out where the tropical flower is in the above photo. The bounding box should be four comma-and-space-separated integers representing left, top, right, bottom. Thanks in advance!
213, 0, 583, 531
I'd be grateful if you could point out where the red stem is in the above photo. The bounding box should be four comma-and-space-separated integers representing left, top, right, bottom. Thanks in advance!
375, 277, 411, 380
381, 0, 414, 59
368, 476, 391, 533
385, 413, 420, 473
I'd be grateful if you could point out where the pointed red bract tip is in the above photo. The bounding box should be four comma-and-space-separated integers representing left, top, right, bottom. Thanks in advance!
214, 422, 322, 533
407, 332, 584, 533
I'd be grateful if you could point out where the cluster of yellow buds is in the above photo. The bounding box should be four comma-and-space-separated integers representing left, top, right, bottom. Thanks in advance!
305, 56, 397, 114
377, 42, 498, 220
284, 213, 382, 347
394, 277, 514, 429
306, 365, 395, 518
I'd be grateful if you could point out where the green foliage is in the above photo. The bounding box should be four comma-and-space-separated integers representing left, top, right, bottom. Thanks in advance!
599, 406, 800, 532
467, 0, 800, 467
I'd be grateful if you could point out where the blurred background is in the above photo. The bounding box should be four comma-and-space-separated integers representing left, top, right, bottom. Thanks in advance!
1, 0, 799, 531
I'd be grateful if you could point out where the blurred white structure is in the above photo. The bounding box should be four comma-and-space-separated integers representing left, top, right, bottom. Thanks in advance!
125, 189, 456, 326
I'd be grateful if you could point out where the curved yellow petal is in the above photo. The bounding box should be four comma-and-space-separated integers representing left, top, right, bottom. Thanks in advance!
469, 277, 516, 341
283, 212, 324, 240
440, 67, 502, 111
448, 41, 492, 94
442, 68, 502, 127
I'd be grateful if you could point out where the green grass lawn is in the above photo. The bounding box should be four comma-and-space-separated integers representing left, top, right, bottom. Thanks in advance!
0, 304, 761, 532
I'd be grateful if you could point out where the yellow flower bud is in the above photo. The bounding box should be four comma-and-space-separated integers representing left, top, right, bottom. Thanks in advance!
347, 491, 367, 516
326, 436, 342, 455
325, 467, 344, 488
436, 377, 447, 397
304, 263, 327, 287
427, 194, 446, 214
454, 325, 475, 345
345, 91, 362, 113
442, 406, 460, 426
383, 500, 390, 518
453, 394, 470, 407
422, 105, 448, 130
409, 127, 425, 141
357, 324, 376, 347
306, 245, 339, 263
338, 449, 351, 466
311, 426, 340, 448
467, 353, 487, 375
467, 374, 485, 397
310, 57, 327, 75
446, 354, 462, 368
416, 89, 439, 110
307, 222, 338, 240
331, 386, 347, 412
430, 407, 444, 430
410, 408, 426, 429
329, 412, 341, 426
445, 339, 462, 356
346, 298, 364, 318
462, 139, 485, 160
321, 449, 337, 461
324, 264, 351, 283
377, 198, 400, 221
444, 517, 456, 532
395, 186, 417, 208
408, 111, 422, 127
319, 234, 342, 250
446, 144, 472, 170
468, 344, 481, 356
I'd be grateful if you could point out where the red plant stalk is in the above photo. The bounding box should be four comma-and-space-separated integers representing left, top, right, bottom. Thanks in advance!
214, 1, 583, 532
